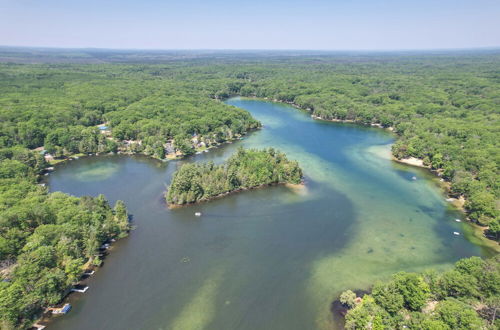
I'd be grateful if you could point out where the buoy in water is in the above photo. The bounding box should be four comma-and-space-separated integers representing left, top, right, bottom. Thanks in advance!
195, 212, 202, 217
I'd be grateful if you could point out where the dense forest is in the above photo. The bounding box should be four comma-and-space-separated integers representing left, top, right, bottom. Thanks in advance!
167, 147, 302, 205
0, 49, 499, 328
0, 146, 130, 328
0, 50, 497, 236
339, 256, 500, 329
0, 64, 260, 159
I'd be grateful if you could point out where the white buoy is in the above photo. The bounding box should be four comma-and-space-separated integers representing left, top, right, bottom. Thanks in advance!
195, 212, 202, 217
453, 232, 460, 236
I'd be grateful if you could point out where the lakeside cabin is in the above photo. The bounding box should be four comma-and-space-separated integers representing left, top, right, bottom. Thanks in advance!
31, 146, 54, 162
97, 123, 111, 136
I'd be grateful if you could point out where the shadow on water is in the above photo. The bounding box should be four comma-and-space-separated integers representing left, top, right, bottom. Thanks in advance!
47, 149, 358, 330
191, 185, 358, 330
45, 98, 495, 330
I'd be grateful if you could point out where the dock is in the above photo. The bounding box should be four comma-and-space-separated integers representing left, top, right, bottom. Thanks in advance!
71, 285, 89, 293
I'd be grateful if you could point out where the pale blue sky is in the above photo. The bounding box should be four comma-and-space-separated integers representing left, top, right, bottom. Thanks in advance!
1, 0, 499, 50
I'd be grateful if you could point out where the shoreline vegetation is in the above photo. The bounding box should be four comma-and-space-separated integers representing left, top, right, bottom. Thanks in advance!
166, 147, 303, 206
336, 256, 500, 329
42, 125, 261, 166
0, 51, 498, 328
242, 95, 498, 244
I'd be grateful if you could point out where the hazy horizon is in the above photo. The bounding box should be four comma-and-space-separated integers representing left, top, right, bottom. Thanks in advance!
1, 45, 500, 52
1, 0, 499, 50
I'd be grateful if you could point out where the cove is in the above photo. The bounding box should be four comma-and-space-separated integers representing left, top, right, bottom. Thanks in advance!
46, 98, 494, 330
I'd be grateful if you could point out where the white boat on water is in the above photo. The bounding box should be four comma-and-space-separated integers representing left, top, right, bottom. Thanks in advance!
195, 212, 202, 217
453, 232, 460, 236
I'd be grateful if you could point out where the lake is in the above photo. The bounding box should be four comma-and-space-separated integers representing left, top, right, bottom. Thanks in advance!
46, 98, 493, 330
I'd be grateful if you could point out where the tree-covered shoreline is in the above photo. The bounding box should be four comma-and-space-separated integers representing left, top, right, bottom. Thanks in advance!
166, 148, 303, 205
1, 52, 497, 238
0, 147, 130, 328
338, 256, 500, 329
0, 49, 498, 328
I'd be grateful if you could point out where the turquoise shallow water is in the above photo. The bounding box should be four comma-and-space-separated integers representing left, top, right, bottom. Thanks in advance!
46, 98, 492, 330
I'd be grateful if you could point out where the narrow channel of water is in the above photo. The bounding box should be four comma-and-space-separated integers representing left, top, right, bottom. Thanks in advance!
46, 98, 493, 330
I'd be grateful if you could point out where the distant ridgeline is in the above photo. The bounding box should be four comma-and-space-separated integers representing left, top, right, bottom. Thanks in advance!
338, 256, 500, 329
166, 148, 303, 205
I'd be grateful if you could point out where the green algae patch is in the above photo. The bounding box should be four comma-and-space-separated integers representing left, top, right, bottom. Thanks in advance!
72, 162, 120, 181
170, 270, 224, 330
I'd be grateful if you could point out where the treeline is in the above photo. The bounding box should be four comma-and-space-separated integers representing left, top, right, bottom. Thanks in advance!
166, 147, 303, 205
0, 57, 262, 329
0, 146, 130, 329
207, 55, 500, 239
0, 65, 260, 159
1, 57, 497, 234
338, 256, 499, 329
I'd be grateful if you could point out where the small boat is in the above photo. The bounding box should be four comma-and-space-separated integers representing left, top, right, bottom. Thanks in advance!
195, 151, 202, 154
83, 270, 95, 276
52, 303, 72, 314
195, 212, 202, 217
100, 243, 110, 249
445, 198, 454, 202
411, 176, 417, 181
453, 232, 460, 236
455, 219, 461, 222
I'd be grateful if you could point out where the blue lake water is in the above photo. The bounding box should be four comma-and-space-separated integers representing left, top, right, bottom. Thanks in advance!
47, 98, 492, 330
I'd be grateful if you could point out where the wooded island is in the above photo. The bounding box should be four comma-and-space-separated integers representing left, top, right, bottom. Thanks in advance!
166, 148, 303, 205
